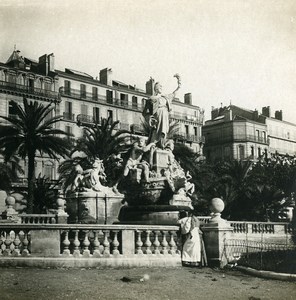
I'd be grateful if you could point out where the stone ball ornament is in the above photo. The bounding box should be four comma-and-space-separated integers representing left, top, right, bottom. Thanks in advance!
210, 197, 225, 214
209, 197, 228, 225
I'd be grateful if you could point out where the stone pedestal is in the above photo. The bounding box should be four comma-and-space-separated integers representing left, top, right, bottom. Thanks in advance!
152, 149, 170, 175
202, 198, 233, 267
202, 221, 233, 268
66, 192, 124, 224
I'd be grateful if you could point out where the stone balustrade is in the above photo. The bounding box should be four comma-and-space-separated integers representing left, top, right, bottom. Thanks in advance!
0, 224, 181, 267
20, 214, 57, 224
229, 221, 294, 244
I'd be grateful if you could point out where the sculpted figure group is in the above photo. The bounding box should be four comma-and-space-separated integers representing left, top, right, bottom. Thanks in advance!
71, 74, 195, 202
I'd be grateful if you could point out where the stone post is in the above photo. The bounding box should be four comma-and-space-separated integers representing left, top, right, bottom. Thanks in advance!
202, 198, 233, 268
56, 195, 68, 224
2, 195, 20, 223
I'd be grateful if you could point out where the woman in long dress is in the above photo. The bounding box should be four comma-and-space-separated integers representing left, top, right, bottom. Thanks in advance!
178, 211, 207, 267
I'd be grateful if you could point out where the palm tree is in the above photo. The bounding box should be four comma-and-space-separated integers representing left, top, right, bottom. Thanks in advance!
59, 117, 133, 192
0, 98, 71, 213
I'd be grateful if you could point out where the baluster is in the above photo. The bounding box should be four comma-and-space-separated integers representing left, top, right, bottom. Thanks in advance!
144, 230, 152, 254
93, 230, 101, 257
153, 231, 160, 254
3, 231, 12, 256
98, 230, 104, 254
136, 231, 143, 254
62, 230, 71, 256
112, 230, 120, 255
82, 230, 91, 257
73, 230, 81, 257
22, 231, 30, 256
161, 231, 168, 254
12, 231, 21, 256
102, 230, 110, 256
168, 231, 177, 254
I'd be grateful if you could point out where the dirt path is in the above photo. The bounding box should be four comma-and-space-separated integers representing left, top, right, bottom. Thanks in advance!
0, 266, 295, 300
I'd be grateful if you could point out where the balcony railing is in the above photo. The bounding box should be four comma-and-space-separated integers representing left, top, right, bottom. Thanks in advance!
63, 112, 75, 121
205, 134, 270, 146
0, 80, 59, 100
171, 112, 203, 124
173, 134, 205, 144
60, 88, 145, 112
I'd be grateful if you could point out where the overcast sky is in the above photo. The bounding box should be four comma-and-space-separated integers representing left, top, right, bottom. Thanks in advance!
0, 0, 295, 122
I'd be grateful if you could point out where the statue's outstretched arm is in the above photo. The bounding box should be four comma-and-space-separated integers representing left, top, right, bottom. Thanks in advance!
172, 73, 181, 94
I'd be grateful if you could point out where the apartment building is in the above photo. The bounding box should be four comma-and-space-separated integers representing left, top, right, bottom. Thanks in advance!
203, 105, 296, 162
0, 49, 205, 180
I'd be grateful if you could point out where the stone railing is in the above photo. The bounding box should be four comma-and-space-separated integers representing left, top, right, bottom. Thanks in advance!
229, 221, 294, 244
20, 214, 57, 224
0, 224, 181, 268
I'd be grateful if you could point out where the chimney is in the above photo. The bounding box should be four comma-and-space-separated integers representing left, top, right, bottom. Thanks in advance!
48, 53, 55, 72
184, 93, 192, 105
38, 54, 48, 75
262, 106, 270, 117
253, 109, 259, 120
99, 68, 113, 86
275, 110, 283, 121
145, 77, 155, 95
211, 108, 219, 120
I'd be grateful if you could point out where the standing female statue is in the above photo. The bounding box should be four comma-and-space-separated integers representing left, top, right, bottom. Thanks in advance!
143, 74, 181, 149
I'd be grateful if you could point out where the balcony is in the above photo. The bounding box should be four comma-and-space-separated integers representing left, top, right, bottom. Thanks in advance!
76, 114, 101, 126
0, 80, 59, 101
63, 112, 75, 121
60, 88, 145, 112
173, 134, 204, 144
205, 134, 270, 146
171, 112, 203, 124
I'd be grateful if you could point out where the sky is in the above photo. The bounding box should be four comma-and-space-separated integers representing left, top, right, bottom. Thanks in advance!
0, 0, 295, 122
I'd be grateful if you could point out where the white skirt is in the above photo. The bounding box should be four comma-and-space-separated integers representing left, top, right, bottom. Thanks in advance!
182, 227, 201, 263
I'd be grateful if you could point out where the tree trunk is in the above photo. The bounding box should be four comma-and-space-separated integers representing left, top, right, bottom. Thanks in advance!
27, 152, 35, 213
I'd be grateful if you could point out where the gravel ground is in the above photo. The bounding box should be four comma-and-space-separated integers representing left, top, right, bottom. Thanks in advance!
0, 266, 295, 300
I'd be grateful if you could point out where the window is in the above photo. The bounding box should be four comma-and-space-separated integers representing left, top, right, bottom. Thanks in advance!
64, 80, 71, 95
132, 96, 138, 109
92, 87, 98, 100
106, 90, 113, 104
262, 131, 266, 143
256, 130, 260, 141
44, 80, 51, 91
81, 104, 88, 116
64, 101, 73, 120
80, 84, 86, 99
107, 110, 113, 121
251, 146, 254, 158
44, 163, 53, 180
141, 98, 146, 109
239, 145, 244, 160
8, 101, 18, 117
93, 107, 100, 123
7, 73, 16, 84
194, 127, 198, 137
28, 78, 34, 91
120, 93, 128, 107
258, 147, 261, 158
65, 101, 72, 114
185, 125, 189, 135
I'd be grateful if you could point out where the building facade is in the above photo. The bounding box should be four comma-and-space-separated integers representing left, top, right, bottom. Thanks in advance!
0, 50, 205, 181
203, 105, 296, 162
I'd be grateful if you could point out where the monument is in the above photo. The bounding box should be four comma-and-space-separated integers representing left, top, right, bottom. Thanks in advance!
66, 74, 195, 225
118, 74, 195, 224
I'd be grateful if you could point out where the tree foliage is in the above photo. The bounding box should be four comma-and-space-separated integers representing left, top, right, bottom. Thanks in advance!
0, 98, 71, 212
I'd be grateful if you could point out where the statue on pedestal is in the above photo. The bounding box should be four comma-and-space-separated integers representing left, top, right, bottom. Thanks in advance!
143, 74, 181, 149
120, 74, 195, 223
